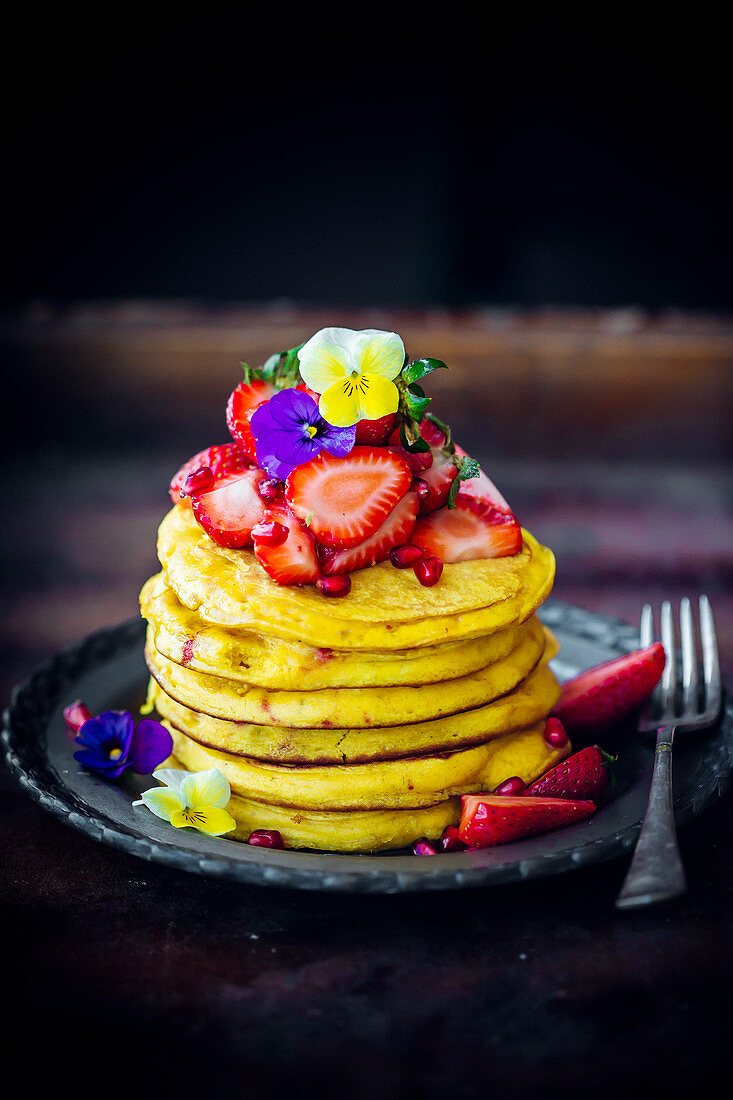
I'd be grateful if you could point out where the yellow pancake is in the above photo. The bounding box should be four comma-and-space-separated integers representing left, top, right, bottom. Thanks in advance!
141, 572, 537, 691
165, 720, 569, 811
162, 756, 461, 851
143, 614, 550, 729
158, 504, 555, 650
147, 655, 561, 763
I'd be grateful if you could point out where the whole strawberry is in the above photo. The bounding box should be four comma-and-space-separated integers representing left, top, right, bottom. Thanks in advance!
526, 745, 616, 803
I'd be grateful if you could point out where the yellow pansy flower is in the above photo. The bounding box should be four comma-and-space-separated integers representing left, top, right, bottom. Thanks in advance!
134, 767, 236, 837
297, 327, 405, 428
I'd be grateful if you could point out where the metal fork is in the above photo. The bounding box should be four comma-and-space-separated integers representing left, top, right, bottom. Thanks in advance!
615, 596, 722, 910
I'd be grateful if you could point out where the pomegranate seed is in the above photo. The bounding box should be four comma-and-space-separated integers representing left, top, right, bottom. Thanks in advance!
389, 544, 425, 568
247, 829, 285, 849
414, 555, 443, 587
413, 838, 438, 855
63, 700, 92, 736
181, 465, 214, 495
494, 776, 526, 796
257, 478, 283, 502
544, 717, 569, 747
411, 477, 430, 503
252, 520, 289, 546
317, 574, 352, 597
439, 826, 467, 852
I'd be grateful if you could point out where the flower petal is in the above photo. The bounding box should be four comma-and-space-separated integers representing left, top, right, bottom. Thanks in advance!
318, 378, 365, 428
73, 747, 128, 778
355, 374, 400, 421
266, 387, 319, 429
353, 330, 405, 380
296, 328, 357, 394
318, 422, 357, 458
151, 767, 189, 792
135, 785, 185, 822
181, 767, 231, 809
170, 806, 237, 836
75, 711, 133, 752
127, 719, 174, 775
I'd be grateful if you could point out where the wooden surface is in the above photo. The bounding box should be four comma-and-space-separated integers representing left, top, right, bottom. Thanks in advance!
1, 304, 732, 1097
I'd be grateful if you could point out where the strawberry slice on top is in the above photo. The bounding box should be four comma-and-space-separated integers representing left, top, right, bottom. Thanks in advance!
252, 502, 320, 586
320, 490, 419, 575
285, 446, 413, 549
190, 467, 267, 548
412, 494, 522, 563
226, 378, 278, 462
169, 442, 251, 504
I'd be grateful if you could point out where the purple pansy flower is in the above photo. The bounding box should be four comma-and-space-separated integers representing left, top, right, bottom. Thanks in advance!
73, 710, 173, 779
250, 388, 356, 480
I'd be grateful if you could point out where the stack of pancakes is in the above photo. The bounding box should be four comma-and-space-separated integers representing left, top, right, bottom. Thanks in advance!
139, 504, 567, 852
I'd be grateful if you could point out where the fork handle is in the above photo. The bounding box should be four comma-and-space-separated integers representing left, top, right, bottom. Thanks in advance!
615, 727, 687, 909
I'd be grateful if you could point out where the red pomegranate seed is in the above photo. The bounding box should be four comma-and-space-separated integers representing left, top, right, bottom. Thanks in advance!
181, 465, 214, 496
439, 826, 467, 852
247, 829, 285, 849
317, 574, 352, 597
257, 478, 283, 502
413, 838, 438, 855
414, 555, 443, 587
252, 520, 289, 546
411, 477, 430, 503
544, 717, 569, 747
494, 776, 526, 796
389, 544, 425, 568
63, 700, 92, 736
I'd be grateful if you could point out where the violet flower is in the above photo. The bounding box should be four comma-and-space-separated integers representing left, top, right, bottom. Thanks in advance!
73, 710, 173, 779
250, 388, 356, 480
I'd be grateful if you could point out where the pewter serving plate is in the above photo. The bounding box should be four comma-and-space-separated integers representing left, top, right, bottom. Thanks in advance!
2, 600, 731, 893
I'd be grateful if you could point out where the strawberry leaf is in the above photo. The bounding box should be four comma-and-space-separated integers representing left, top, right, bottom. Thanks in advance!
446, 454, 480, 508
402, 357, 448, 385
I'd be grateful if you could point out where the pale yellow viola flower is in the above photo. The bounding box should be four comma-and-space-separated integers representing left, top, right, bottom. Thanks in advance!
134, 767, 236, 836
297, 327, 405, 427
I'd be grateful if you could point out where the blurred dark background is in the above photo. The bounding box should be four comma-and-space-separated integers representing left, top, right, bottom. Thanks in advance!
3, 24, 731, 312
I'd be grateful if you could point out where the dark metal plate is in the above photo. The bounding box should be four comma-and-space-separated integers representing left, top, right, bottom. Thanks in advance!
2, 600, 731, 892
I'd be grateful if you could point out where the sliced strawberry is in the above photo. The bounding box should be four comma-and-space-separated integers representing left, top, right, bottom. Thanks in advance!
169, 443, 251, 504
552, 643, 666, 733
454, 444, 514, 515
252, 502, 320, 586
527, 745, 616, 801
285, 447, 412, 549
190, 467, 267, 548
458, 793, 596, 848
226, 379, 278, 461
320, 491, 419, 575
355, 412, 399, 446
412, 495, 522, 563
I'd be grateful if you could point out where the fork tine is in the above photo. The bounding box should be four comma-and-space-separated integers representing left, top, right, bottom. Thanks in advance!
659, 600, 677, 717
699, 595, 722, 719
680, 597, 698, 718
640, 603, 654, 648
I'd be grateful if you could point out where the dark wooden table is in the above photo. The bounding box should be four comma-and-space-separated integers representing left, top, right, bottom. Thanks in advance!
2, 304, 731, 1097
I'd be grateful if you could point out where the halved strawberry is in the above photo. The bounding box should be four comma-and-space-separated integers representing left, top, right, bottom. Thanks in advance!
527, 745, 616, 801
226, 379, 278, 461
320, 491, 419, 575
285, 447, 412, 549
412, 495, 522, 562
388, 428, 434, 473
169, 443, 251, 504
190, 467, 267, 548
355, 413, 399, 446
552, 643, 666, 733
458, 793, 596, 848
252, 502, 320, 585
453, 444, 514, 515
